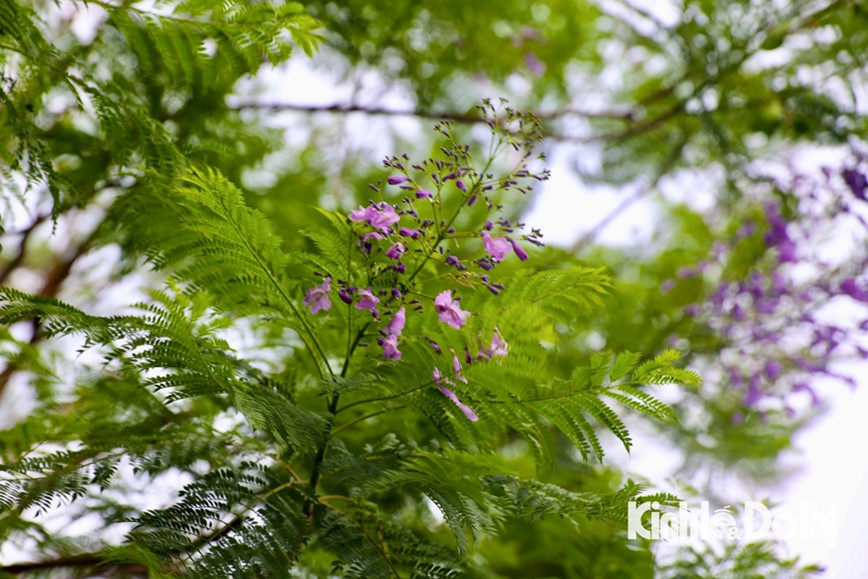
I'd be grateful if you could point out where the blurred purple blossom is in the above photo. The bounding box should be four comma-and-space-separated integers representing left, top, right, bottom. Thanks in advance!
381, 334, 401, 360
303, 277, 332, 314
387, 306, 406, 337
744, 374, 763, 407
488, 328, 509, 357
509, 238, 529, 261
523, 53, 545, 76
452, 351, 468, 384
764, 360, 781, 380
355, 288, 380, 316
482, 231, 511, 262
840, 278, 868, 303
385, 242, 405, 260
434, 290, 470, 329
842, 168, 867, 202
439, 385, 478, 421
350, 202, 401, 232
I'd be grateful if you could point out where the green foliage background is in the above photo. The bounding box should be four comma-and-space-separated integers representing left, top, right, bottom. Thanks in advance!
1, 0, 865, 576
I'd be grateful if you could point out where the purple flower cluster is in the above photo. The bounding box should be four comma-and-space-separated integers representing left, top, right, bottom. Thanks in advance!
481, 231, 528, 263
666, 163, 868, 415
379, 306, 406, 360
300, 106, 547, 421
429, 328, 510, 422
349, 202, 401, 232
434, 290, 470, 330
433, 367, 478, 422
762, 202, 798, 263
303, 277, 331, 314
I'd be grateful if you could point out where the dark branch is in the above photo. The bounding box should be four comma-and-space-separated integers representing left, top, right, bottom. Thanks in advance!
0, 554, 148, 576
0, 224, 99, 396
0, 212, 49, 284
228, 100, 636, 124
226, 100, 695, 146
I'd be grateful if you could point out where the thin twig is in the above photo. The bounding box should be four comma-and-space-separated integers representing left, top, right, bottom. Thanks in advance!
0, 555, 148, 576
571, 135, 687, 252
228, 100, 635, 123
0, 212, 49, 284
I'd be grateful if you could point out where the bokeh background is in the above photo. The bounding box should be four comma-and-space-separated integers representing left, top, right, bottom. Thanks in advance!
2, 0, 867, 576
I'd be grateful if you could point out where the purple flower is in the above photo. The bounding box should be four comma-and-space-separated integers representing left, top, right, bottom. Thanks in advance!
488, 328, 509, 357
387, 176, 409, 185
743, 374, 763, 407
778, 240, 798, 263
355, 288, 380, 315
763, 203, 789, 244
399, 227, 421, 239
386, 306, 406, 337
429, 339, 442, 354
438, 386, 479, 421
434, 290, 470, 329
432, 367, 477, 421
349, 203, 400, 232
382, 333, 401, 360
456, 179, 467, 192
524, 52, 545, 76
415, 188, 433, 199
772, 271, 787, 294
338, 288, 353, 305
738, 220, 757, 238
369, 203, 401, 231
508, 238, 529, 261
728, 367, 743, 386
764, 360, 781, 380
763, 203, 798, 262
303, 277, 332, 314
385, 242, 405, 260
452, 351, 468, 383
476, 259, 494, 271
677, 266, 699, 279
349, 206, 373, 222
747, 272, 764, 299
840, 278, 868, 302
842, 168, 867, 201
445, 255, 459, 267
482, 231, 511, 262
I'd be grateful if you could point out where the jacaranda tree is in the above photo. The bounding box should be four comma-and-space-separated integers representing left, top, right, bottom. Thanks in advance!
1, 0, 865, 577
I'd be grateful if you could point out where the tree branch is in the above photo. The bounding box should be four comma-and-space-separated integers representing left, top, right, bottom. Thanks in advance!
0, 212, 49, 285
228, 100, 636, 124
0, 554, 148, 576
0, 224, 99, 396
571, 135, 687, 252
